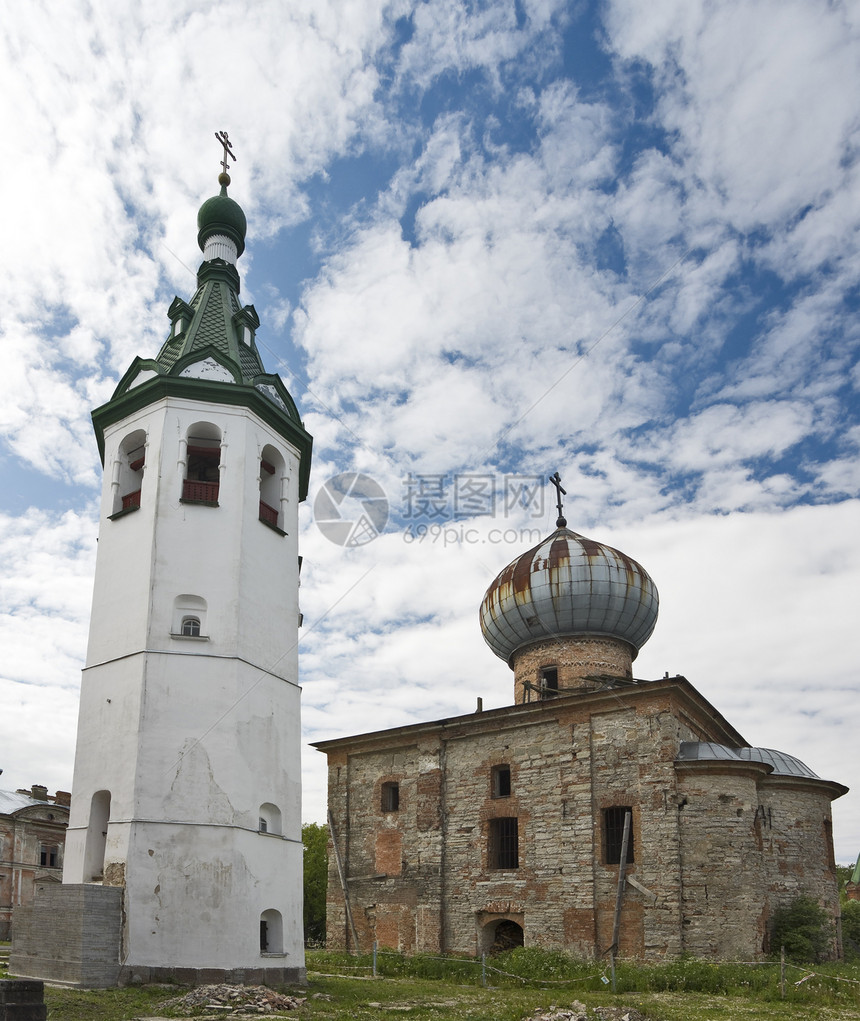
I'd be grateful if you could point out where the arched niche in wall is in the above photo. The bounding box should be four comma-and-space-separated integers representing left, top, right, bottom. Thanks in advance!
112, 429, 147, 516
172, 594, 208, 639
260, 908, 283, 954
83, 789, 111, 883
259, 444, 285, 531
183, 422, 222, 504
258, 802, 282, 835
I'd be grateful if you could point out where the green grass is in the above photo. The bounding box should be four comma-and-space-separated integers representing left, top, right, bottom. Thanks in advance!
0, 948, 858, 1019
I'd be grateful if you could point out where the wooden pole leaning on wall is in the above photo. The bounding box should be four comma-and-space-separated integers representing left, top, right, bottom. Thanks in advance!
780, 945, 786, 999
327, 809, 361, 953
609, 809, 632, 994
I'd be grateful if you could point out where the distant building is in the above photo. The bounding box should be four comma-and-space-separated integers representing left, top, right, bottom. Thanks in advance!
315, 519, 848, 960
847, 854, 860, 902
0, 786, 70, 939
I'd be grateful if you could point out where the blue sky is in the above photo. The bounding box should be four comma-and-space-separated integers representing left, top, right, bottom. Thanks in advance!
0, 0, 858, 860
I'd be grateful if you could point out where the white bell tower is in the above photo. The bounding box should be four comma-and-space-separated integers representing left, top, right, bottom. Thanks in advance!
57, 158, 313, 984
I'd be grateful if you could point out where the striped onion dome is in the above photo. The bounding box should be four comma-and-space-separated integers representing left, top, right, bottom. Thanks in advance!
479, 527, 659, 665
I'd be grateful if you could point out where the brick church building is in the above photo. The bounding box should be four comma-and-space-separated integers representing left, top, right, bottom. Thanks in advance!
314, 506, 847, 960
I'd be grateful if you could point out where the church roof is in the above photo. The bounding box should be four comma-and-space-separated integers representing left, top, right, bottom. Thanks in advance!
313, 673, 748, 753
0, 789, 66, 816
678, 742, 820, 779
479, 525, 659, 665
90, 169, 313, 499
152, 264, 266, 382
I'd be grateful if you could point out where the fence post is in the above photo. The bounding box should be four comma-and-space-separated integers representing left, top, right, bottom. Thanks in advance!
373, 941, 378, 978
482, 953, 487, 987
780, 946, 785, 999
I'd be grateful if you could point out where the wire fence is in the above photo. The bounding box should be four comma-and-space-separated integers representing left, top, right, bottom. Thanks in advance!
306, 944, 860, 1000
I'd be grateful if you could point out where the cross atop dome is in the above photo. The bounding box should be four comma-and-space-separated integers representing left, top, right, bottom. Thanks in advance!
215, 129, 236, 187
549, 471, 567, 528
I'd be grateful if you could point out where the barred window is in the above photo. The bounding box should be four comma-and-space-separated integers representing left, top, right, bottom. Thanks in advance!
604, 806, 634, 864
489, 817, 519, 869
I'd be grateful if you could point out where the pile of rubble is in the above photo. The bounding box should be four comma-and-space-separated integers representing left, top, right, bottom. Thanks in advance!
523, 1004, 650, 1021
158, 984, 306, 1015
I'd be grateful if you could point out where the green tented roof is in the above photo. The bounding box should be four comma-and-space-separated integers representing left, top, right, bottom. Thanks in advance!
92, 180, 312, 499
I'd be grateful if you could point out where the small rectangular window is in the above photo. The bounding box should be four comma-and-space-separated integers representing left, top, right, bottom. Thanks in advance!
259, 817, 267, 833
604, 807, 634, 864
39, 844, 58, 867
492, 765, 511, 798
541, 667, 559, 698
489, 817, 519, 869
381, 781, 399, 812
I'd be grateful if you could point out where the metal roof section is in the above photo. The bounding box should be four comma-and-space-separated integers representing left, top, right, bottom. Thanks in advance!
0, 790, 55, 815
479, 526, 659, 664
677, 742, 820, 779
314, 674, 748, 754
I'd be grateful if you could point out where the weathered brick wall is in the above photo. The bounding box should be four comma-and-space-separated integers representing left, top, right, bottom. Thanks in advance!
758, 780, 843, 957
675, 762, 768, 958
513, 637, 633, 703
321, 681, 843, 961
675, 767, 843, 959
441, 715, 562, 955
326, 692, 694, 958
325, 740, 444, 953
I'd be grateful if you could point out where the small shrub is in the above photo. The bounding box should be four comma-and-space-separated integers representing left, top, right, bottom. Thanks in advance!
769, 895, 831, 963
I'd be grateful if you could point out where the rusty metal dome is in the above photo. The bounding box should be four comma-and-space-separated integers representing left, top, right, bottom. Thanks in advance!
479, 527, 659, 665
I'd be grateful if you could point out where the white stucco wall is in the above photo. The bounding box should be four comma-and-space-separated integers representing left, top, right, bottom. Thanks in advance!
64, 394, 306, 972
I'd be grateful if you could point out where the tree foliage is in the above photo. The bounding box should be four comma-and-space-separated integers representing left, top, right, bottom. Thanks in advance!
302, 822, 328, 946
842, 899, 860, 961
836, 862, 855, 897
769, 896, 831, 963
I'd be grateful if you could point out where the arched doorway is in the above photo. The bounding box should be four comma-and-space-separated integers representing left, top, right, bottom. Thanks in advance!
488, 918, 524, 954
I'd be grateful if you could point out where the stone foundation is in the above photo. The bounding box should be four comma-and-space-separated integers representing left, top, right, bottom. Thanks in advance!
116, 965, 307, 986
10, 885, 122, 988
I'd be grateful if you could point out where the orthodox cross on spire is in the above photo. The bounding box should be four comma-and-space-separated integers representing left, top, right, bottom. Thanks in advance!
215, 130, 236, 186
549, 471, 567, 528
